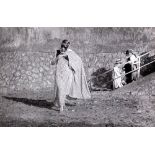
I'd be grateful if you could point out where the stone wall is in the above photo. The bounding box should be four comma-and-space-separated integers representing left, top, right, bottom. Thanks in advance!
0, 50, 125, 93
0, 51, 55, 94
0, 27, 155, 94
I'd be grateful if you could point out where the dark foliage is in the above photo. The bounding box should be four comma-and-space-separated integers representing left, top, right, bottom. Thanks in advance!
90, 67, 113, 91
140, 53, 155, 76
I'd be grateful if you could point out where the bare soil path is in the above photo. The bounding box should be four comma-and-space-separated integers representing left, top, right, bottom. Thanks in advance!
0, 73, 155, 127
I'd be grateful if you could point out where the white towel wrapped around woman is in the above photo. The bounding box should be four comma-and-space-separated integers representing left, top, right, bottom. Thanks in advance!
53, 48, 91, 111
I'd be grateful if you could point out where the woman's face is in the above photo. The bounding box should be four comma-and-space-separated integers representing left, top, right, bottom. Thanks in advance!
61, 41, 70, 49
60, 47, 66, 53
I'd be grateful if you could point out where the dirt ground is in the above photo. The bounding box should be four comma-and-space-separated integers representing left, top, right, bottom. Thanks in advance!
0, 73, 155, 127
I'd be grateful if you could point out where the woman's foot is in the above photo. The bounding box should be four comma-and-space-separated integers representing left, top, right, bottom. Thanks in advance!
52, 100, 60, 108
49, 101, 60, 111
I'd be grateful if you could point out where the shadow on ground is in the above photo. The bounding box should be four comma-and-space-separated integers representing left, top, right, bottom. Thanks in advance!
3, 96, 54, 109
2, 96, 76, 111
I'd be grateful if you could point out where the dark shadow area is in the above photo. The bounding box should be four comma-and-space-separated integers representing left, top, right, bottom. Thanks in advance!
2, 96, 54, 110
140, 53, 155, 76
90, 67, 113, 91
2, 96, 76, 111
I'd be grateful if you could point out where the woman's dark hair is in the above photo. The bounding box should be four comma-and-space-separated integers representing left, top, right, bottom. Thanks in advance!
61, 40, 70, 48
62, 39, 70, 44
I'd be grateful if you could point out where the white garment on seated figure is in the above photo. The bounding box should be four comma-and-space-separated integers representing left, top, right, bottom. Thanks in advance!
113, 65, 123, 89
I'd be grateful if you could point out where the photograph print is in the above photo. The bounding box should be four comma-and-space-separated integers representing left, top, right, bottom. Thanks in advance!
0, 27, 155, 127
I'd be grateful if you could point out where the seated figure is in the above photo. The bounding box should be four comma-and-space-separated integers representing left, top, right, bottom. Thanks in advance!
113, 59, 124, 89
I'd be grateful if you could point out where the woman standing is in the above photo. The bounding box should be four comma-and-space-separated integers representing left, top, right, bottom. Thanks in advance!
51, 40, 91, 112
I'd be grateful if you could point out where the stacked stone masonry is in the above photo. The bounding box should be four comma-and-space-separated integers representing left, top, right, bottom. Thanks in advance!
0, 27, 155, 94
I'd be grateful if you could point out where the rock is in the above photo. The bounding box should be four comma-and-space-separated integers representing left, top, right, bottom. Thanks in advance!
39, 67, 44, 72
0, 87, 8, 94
16, 72, 21, 77
32, 68, 39, 74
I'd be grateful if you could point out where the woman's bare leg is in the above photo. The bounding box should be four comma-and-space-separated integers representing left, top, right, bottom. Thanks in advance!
58, 90, 66, 112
